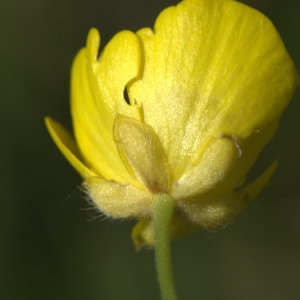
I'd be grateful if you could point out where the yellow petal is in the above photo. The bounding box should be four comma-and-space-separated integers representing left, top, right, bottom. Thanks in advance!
45, 117, 96, 179
85, 176, 151, 218
178, 161, 277, 229
131, 218, 154, 250
173, 119, 279, 200
130, 0, 299, 181
71, 28, 143, 184
211, 120, 279, 196
239, 161, 277, 204
113, 114, 170, 193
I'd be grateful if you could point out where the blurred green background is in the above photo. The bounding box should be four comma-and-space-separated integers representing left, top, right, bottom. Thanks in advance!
1, 0, 299, 299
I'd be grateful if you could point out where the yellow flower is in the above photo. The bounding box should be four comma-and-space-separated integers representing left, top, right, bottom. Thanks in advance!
45, 0, 298, 248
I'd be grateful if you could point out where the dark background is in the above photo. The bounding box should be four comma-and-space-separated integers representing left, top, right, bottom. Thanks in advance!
1, 0, 299, 299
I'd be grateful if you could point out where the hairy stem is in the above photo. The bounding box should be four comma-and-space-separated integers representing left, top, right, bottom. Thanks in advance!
152, 193, 177, 300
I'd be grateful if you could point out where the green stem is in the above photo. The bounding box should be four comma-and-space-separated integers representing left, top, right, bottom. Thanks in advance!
152, 193, 177, 300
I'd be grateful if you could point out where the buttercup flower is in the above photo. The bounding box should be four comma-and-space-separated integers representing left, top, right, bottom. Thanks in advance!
46, 0, 298, 248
